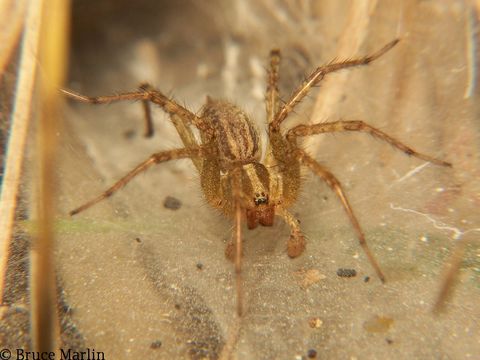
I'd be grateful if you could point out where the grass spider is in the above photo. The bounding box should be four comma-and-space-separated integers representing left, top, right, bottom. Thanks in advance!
63, 39, 451, 316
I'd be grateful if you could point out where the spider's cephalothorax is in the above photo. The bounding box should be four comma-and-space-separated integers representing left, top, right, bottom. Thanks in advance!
64, 38, 451, 316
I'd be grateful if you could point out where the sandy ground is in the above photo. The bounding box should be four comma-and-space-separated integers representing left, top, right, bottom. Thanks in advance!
2, 1, 479, 359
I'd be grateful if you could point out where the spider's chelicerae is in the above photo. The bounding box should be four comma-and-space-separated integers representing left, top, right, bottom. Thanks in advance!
64, 39, 451, 316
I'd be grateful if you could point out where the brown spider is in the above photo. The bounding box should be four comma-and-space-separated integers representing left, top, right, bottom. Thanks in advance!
63, 39, 451, 316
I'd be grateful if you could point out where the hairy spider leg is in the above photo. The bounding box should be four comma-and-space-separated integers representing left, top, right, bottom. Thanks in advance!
138, 83, 204, 172
264, 49, 308, 255
61, 86, 213, 139
266, 49, 281, 124
264, 49, 281, 172
230, 166, 245, 316
269, 39, 400, 132
287, 120, 452, 167
69, 147, 208, 216
295, 150, 386, 282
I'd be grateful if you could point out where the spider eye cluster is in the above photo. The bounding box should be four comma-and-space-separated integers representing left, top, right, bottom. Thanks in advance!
254, 192, 269, 206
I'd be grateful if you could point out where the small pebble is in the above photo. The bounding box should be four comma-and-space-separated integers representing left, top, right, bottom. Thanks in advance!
307, 349, 317, 358
123, 129, 136, 139
150, 340, 162, 349
308, 317, 323, 329
62, 304, 73, 314
336, 268, 357, 278
135, 237, 142, 243
196, 262, 204, 270
364, 276, 370, 283
163, 196, 182, 210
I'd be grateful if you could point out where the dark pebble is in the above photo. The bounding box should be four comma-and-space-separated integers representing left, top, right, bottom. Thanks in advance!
336, 268, 357, 278
163, 196, 182, 210
123, 129, 136, 139
62, 304, 73, 314
150, 340, 162, 349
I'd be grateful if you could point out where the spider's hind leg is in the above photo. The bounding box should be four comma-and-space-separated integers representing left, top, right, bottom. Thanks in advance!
69, 146, 208, 216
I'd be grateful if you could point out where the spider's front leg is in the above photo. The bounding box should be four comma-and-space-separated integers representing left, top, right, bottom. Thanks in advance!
232, 168, 244, 316
269, 39, 400, 132
266, 49, 281, 124
200, 158, 248, 316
